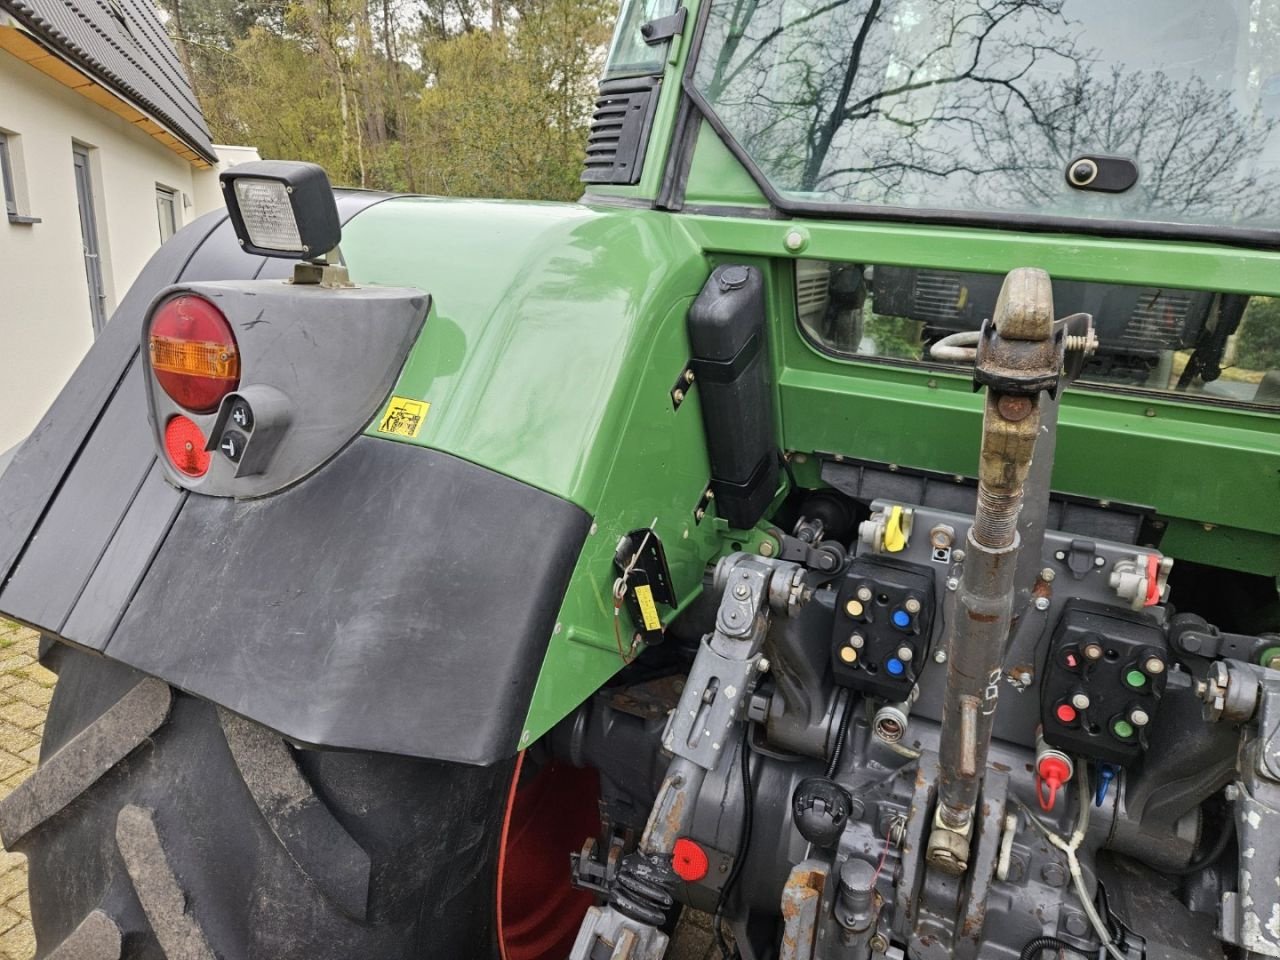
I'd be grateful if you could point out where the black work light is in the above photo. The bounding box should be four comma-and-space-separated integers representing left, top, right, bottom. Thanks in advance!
219, 161, 341, 260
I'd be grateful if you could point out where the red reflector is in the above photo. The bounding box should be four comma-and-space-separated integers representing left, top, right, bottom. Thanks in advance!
164, 415, 211, 477
148, 295, 240, 413
1055, 703, 1077, 724
672, 837, 709, 883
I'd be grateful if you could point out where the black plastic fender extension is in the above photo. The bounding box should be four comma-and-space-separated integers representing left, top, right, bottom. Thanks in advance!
0, 196, 590, 766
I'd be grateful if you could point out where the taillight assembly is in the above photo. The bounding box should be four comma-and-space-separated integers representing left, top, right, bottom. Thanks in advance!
148, 295, 240, 413
164, 415, 211, 477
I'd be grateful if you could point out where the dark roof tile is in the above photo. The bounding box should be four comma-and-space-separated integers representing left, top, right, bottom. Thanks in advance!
1, 0, 215, 161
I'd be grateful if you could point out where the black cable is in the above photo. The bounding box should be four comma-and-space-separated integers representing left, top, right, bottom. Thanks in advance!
714, 730, 755, 959
1170, 816, 1236, 876
825, 694, 853, 778
1019, 934, 1093, 960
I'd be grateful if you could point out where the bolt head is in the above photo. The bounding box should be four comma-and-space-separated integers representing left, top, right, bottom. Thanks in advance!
857, 586, 873, 602
850, 633, 865, 649
1094, 556, 1106, 567
1084, 642, 1104, 660
733, 584, 749, 599
1130, 708, 1150, 726
1071, 693, 1090, 710
756, 658, 770, 673
946, 577, 960, 592
784, 229, 805, 251
1040, 567, 1056, 582
898, 646, 913, 662
905, 597, 922, 614
1034, 597, 1051, 611
935, 650, 948, 664
1144, 656, 1166, 675
673, 388, 684, 403
758, 540, 776, 558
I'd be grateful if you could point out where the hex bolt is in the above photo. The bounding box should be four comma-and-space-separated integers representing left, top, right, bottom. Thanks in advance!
1268, 655, 1280, 671
1064, 912, 1089, 937
857, 586, 873, 603
757, 658, 771, 673
898, 646, 913, 662
1071, 693, 1091, 710
1144, 656, 1165, 675
935, 650, 948, 664
1041, 861, 1068, 886
946, 577, 960, 592
684, 369, 695, 384
758, 540, 776, 558
905, 597, 922, 614
1130, 708, 1151, 727
1040, 567, 1056, 583
673, 389, 685, 403
870, 934, 889, 953
784, 229, 806, 251
1034, 597, 1051, 612
850, 633, 865, 649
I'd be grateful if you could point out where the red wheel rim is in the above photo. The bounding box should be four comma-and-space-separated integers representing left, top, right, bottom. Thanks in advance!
497, 753, 600, 960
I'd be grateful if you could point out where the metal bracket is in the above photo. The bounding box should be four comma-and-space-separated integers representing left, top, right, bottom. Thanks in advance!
640, 7, 687, 45
670, 364, 695, 410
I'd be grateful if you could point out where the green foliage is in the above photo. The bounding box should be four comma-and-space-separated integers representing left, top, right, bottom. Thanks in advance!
863, 311, 923, 360
1238, 297, 1280, 373
163, 0, 613, 200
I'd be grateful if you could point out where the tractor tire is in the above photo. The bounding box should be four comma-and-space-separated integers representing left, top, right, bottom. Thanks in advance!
2, 644, 599, 960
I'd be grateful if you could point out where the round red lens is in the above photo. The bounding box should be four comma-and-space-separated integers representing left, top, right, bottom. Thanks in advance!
148, 295, 239, 413
164, 415, 211, 477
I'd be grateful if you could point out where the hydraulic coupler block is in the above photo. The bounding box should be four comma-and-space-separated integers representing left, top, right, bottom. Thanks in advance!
1040, 600, 1169, 765
831, 556, 937, 701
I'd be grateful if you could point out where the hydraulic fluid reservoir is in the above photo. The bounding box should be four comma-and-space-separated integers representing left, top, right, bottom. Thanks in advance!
687, 265, 779, 529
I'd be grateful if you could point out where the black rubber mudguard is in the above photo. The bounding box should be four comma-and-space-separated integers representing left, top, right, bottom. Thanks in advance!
0, 195, 590, 766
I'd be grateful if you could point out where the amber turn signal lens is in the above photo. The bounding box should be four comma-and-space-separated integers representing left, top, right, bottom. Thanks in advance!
164, 415, 211, 478
148, 295, 240, 413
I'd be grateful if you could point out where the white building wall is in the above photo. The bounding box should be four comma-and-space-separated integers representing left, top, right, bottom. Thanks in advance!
0, 51, 227, 452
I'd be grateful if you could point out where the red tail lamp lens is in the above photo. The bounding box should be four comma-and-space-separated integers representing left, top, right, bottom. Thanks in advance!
164, 416, 211, 477
148, 295, 239, 413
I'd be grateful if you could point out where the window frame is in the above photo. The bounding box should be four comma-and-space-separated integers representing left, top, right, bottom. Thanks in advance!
0, 134, 17, 217
155, 184, 178, 243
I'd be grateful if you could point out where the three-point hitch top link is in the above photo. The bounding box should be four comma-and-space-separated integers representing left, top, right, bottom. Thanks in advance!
927, 268, 1096, 876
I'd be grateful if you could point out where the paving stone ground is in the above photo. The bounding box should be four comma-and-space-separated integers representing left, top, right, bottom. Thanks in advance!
0, 620, 51, 960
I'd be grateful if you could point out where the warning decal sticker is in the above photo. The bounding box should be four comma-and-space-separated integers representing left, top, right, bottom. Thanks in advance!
377, 397, 430, 438
633, 584, 662, 632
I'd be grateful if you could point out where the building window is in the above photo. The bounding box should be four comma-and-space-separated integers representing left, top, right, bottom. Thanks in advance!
0, 134, 16, 216
1, 132, 39, 225
156, 185, 177, 242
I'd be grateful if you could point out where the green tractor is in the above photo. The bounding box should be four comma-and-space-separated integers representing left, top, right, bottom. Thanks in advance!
2, 0, 1279, 958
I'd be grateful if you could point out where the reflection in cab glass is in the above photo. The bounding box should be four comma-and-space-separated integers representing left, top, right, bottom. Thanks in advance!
795, 261, 1280, 408
694, 0, 1280, 235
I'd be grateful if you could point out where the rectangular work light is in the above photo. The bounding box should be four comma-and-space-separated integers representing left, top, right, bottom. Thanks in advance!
219, 160, 341, 260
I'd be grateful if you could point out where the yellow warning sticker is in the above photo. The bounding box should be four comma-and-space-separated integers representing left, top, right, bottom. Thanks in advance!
634, 584, 662, 632
377, 397, 430, 438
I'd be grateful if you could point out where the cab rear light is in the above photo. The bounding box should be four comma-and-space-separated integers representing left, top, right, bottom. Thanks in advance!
148, 295, 240, 413
164, 415, 211, 477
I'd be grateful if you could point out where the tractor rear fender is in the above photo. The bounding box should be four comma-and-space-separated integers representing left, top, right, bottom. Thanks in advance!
0, 195, 717, 765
